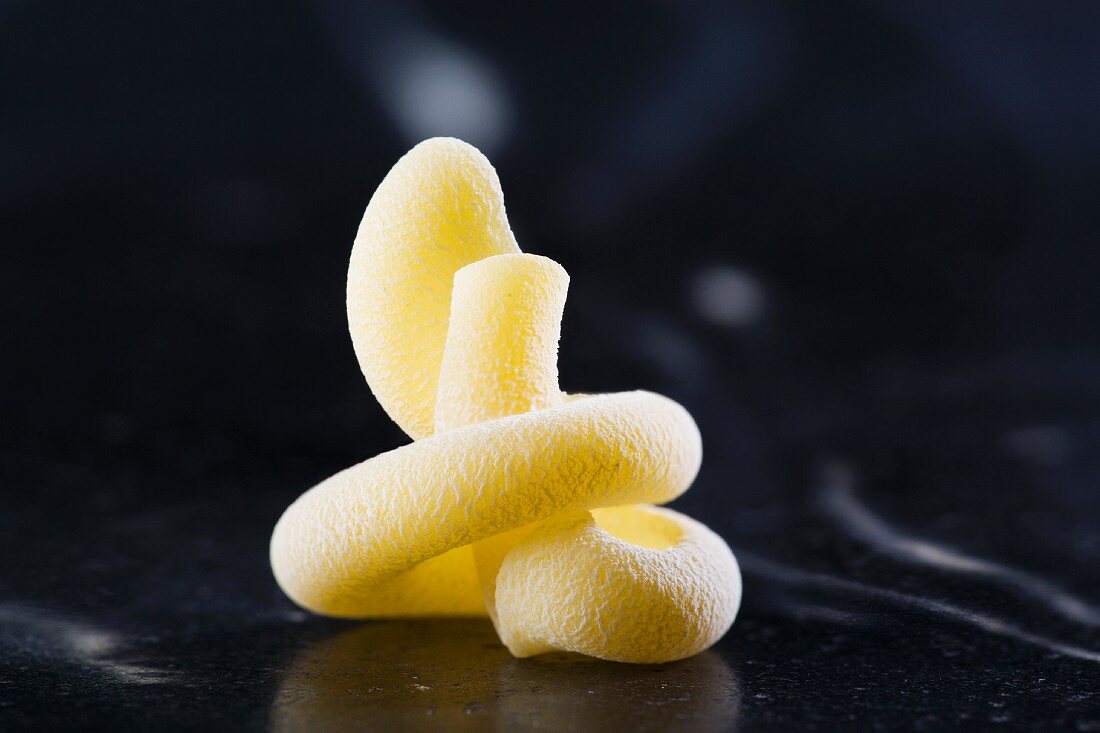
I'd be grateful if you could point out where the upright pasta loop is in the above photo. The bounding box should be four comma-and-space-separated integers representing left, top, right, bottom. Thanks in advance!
270, 138, 741, 663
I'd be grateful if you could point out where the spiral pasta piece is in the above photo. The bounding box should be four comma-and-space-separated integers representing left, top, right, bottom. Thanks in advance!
270, 137, 741, 663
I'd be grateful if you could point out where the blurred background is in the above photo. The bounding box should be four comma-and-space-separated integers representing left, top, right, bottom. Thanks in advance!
2, 1, 1099, 729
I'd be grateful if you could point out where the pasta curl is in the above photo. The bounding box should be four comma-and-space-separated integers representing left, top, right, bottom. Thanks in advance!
270, 138, 741, 663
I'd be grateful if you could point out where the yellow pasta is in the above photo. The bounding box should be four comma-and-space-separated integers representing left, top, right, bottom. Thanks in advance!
270, 137, 741, 663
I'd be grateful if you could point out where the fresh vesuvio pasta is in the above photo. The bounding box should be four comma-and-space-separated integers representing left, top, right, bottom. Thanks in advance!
270, 138, 741, 663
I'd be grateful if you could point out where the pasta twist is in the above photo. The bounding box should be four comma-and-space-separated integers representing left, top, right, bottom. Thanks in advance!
270, 138, 741, 663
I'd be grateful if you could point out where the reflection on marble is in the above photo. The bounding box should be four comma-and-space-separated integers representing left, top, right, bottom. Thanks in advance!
741, 553, 1100, 664
0, 603, 174, 685
816, 461, 1100, 627
270, 620, 740, 732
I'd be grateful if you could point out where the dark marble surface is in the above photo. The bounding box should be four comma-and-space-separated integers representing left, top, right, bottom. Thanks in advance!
3, 398, 1099, 731
3, 1, 1100, 730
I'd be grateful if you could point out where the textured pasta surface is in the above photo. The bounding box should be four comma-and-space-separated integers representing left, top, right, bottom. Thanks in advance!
270, 138, 741, 663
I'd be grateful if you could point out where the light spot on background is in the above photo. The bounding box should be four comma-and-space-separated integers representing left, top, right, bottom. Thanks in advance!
1002, 425, 1073, 466
316, 1, 516, 156
377, 36, 513, 155
691, 266, 765, 327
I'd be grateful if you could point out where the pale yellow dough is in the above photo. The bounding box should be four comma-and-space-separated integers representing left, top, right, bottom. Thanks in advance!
270, 137, 741, 663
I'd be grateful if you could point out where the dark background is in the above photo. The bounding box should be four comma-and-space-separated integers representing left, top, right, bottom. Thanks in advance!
2, 1, 1099, 730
